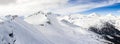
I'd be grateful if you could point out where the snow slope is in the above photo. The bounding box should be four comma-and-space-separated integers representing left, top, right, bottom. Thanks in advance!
0, 12, 120, 44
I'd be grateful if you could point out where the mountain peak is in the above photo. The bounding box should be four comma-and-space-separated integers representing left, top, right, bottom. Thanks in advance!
88, 13, 100, 17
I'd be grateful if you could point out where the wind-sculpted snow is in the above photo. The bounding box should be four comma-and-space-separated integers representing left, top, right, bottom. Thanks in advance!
0, 12, 120, 44
0, 22, 16, 44
24, 11, 49, 25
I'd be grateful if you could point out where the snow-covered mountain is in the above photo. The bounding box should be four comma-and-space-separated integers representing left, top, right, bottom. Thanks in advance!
0, 12, 120, 44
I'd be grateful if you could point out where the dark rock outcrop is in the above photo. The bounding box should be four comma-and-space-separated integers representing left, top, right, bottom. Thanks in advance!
89, 22, 120, 44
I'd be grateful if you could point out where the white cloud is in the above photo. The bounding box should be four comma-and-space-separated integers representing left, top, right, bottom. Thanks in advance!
0, 0, 69, 16
0, 0, 119, 16
51, 1, 111, 14
51, 0, 120, 15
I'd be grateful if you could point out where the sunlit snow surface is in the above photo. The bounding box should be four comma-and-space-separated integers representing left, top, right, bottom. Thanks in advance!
0, 12, 120, 44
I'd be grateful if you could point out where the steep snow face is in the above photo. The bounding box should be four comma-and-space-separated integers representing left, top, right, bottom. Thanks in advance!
24, 11, 48, 25
24, 11, 120, 44
1, 12, 120, 44
0, 15, 53, 44
60, 14, 120, 44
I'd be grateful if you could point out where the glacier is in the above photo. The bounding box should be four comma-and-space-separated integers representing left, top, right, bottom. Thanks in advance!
0, 11, 120, 44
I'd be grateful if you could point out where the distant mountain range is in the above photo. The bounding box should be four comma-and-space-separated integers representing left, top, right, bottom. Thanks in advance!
0, 11, 120, 44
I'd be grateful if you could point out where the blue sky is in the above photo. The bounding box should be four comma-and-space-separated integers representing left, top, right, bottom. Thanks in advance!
0, 0, 120, 16
69, 0, 109, 4
53, 0, 120, 15
67, 0, 120, 15
81, 3, 120, 15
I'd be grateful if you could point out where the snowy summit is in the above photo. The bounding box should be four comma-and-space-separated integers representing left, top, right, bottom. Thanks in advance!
0, 11, 120, 44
